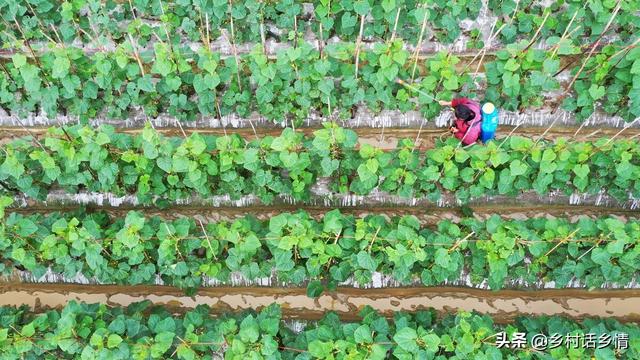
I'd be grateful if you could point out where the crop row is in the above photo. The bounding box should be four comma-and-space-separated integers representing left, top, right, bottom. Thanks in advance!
1, 300, 638, 359
1, 33, 639, 123
1, 125, 639, 204
2, 0, 637, 48
2, 199, 638, 291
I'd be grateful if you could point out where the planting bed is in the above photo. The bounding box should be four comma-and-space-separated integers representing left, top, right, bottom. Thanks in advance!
1, 0, 640, 359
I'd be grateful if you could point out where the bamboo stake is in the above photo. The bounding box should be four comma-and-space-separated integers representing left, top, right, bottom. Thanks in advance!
49, 24, 64, 46
473, 22, 504, 75
14, 117, 47, 152
354, 14, 365, 80
13, 19, 50, 86
0, 62, 11, 78
496, 123, 522, 151
448, 231, 475, 253
410, 7, 428, 81
206, 13, 211, 47
572, 112, 594, 138
543, 228, 580, 258
175, 119, 187, 138
197, 219, 217, 260
550, 8, 580, 58
366, 226, 381, 252
522, 11, 550, 53
602, 117, 640, 147
260, 17, 267, 55
24, 2, 58, 45
318, 22, 324, 58
197, 8, 206, 44
294, 15, 298, 48
227, 0, 243, 92
127, 33, 146, 76
128, 0, 137, 20
562, 1, 621, 96
576, 237, 606, 261
390, 7, 401, 42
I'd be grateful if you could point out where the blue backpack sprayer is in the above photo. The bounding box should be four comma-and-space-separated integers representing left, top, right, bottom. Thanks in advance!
397, 79, 498, 143
480, 102, 498, 143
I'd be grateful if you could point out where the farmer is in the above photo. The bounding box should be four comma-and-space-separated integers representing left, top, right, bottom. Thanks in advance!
438, 98, 482, 146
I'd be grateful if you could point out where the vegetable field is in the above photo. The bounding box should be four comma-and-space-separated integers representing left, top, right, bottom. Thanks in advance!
1, 0, 639, 359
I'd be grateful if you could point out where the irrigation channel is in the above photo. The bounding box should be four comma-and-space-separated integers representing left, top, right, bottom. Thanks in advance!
2, 1, 640, 356
1, 284, 639, 324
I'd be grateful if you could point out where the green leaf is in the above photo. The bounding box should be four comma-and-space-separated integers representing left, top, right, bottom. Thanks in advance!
393, 327, 418, 353
509, 159, 528, 176
323, 209, 343, 235
52, 56, 71, 79
16, 218, 38, 236
631, 59, 640, 75
422, 333, 441, 351
107, 334, 123, 348
306, 280, 324, 298
151, 332, 175, 357
239, 315, 260, 343
572, 164, 590, 178
309, 340, 333, 358
434, 248, 451, 268
354, 324, 373, 343
381, 0, 396, 13
353, 1, 371, 15
357, 251, 377, 272
12, 54, 27, 68
588, 84, 606, 100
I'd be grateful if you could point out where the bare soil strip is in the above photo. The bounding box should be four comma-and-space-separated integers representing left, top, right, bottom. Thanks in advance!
1, 283, 638, 323
8, 204, 638, 225
0, 104, 636, 131
10, 189, 639, 212
1, 125, 638, 150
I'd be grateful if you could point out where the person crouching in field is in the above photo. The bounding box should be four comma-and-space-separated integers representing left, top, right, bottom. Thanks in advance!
438, 98, 482, 146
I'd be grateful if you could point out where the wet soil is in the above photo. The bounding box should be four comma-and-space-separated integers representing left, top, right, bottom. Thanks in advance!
1, 283, 638, 323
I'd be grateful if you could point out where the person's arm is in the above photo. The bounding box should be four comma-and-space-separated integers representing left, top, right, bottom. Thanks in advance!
453, 120, 468, 141
460, 122, 481, 145
439, 98, 466, 107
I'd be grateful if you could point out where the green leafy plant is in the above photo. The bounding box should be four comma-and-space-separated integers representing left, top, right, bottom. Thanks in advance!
2, 125, 640, 205
1, 198, 639, 292
484, 40, 566, 111
563, 39, 640, 122
0, 301, 638, 359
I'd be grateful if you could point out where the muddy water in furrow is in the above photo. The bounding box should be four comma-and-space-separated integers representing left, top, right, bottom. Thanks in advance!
1, 284, 639, 323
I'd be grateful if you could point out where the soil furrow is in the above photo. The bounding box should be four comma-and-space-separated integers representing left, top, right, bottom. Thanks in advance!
1, 126, 638, 151
7, 204, 638, 224
1, 283, 638, 323
10, 190, 639, 212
